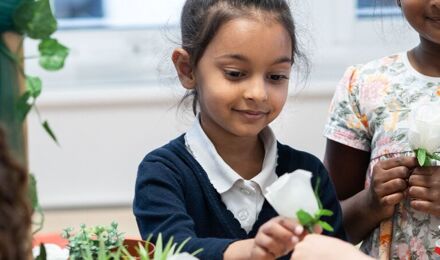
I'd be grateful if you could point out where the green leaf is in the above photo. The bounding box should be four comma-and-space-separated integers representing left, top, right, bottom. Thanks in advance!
39, 38, 69, 71
42, 120, 59, 145
26, 75, 42, 98
16, 90, 32, 121
417, 148, 427, 166
316, 209, 334, 218
12, 0, 57, 39
296, 209, 315, 226
28, 173, 39, 210
431, 153, 440, 161
318, 220, 334, 232
35, 243, 47, 260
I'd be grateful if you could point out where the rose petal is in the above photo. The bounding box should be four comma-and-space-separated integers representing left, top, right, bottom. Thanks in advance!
265, 170, 319, 219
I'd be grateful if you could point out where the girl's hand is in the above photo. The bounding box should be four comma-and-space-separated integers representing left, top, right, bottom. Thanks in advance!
291, 234, 373, 260
368, 157, 417, 219
408, 166, 440, 216
250, 216, 309, 260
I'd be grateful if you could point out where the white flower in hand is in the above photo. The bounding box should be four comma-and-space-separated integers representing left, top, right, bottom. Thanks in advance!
265, 170, 334, 233
265, 170, 319, 220
408, 102, 440, 166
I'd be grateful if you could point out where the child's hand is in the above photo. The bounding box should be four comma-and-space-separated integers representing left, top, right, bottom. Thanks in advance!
250, 216, 308, 260
291, 234, 373, 260
408, 166, 440, 216
368, 157, 417, 219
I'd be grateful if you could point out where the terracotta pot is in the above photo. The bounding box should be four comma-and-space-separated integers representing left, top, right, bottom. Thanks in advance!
121, 238, 155, 258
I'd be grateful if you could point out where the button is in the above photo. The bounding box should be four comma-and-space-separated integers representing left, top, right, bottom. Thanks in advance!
237, 209, 249, 221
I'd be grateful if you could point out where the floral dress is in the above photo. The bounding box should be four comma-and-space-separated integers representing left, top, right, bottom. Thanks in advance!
324, 52, 440, 260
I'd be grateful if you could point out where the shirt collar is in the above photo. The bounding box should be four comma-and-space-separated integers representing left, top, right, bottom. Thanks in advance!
184, 115, 278, 194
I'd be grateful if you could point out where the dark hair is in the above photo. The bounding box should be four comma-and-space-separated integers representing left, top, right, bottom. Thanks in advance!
179, 0, 303, 115
0, 128, 31, 259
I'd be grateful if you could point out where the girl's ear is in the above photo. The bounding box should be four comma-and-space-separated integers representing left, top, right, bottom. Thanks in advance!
172, 48, 196, 89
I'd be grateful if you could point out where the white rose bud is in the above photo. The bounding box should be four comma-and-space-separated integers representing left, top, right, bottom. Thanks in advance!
265, 169, 319, 220
408, 102, 440, 154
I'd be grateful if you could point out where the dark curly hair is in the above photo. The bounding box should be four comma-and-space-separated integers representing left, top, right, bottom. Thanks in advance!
0, 128, 31, 259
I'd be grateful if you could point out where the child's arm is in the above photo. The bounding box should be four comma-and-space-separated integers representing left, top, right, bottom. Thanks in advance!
291, 234, 373, 260
324, 139, 417, 243
224, 217, 306, 260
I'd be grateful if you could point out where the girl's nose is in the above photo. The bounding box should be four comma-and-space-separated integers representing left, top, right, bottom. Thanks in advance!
243, 76, 268, 102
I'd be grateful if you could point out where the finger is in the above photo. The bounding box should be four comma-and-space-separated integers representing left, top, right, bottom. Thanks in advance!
255, 231, 290, 257
251, 245, 276, 260
374, 166, 411, 183
379, 157, 418, 170
409, 186, 435, 201
408, 174, 432, 188
312, 224, 323, 234
410, 200, 439, 215
376, 178, 408, 197
381, 192, 405, 206
278, 217, 304, 236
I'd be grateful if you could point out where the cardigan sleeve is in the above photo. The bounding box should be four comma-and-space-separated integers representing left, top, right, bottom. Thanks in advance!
133, 159, 237, 260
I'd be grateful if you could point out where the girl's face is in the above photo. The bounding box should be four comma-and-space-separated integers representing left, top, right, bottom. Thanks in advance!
194, 17, 292, 139
400, 0, 440, 44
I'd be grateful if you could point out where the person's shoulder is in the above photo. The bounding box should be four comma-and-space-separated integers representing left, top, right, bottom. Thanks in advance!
352, 53, 405, 75
139, 134, 187, 168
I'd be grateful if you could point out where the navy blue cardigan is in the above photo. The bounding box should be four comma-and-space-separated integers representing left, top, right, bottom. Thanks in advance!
133, 135, 346, 260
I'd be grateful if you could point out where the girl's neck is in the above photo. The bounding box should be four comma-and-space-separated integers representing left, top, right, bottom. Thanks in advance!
409, 37, 440, 77
201, 123, 265, 180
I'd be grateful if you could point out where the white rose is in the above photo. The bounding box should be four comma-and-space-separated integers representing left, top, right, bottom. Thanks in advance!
168, 252, 199, 260
265, 169, 319, 220
408, 102, 440, 154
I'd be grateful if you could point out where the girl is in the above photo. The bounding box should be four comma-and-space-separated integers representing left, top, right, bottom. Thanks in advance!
134, 1, 346, 259
324, 0, 440, 258
0, 128, 31, 259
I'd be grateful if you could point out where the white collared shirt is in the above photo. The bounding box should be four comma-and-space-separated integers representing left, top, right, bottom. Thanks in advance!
184, 117, 278, 233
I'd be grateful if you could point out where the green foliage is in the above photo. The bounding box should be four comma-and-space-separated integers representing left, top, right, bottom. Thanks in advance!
34, 243, 47, 260
296, 177, 335, 233
61, 223, 202, 260
416, 148, 440, 167
13, 0, 57, 39
62, 222, 125, 260
39, 38, 68, 71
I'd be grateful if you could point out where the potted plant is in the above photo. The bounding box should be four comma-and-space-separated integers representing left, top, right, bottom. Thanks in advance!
33, 222, 202, 260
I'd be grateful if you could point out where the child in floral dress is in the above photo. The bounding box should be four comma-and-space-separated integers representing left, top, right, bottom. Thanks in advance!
324, 0, 440, 259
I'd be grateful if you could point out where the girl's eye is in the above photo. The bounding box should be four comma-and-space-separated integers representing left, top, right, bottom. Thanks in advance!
268, 74, 289, 81
224, 70, 246, 79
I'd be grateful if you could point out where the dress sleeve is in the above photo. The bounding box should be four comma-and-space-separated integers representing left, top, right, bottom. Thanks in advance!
133, 160, 237, 260
323, 66, 371, 151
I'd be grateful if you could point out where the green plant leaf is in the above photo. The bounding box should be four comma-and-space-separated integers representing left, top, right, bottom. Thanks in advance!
39, 38, 69, 71
26, 75, 42, 98
16, 90, 32, 121
316, 209, 334, 218
42, 120, 59, 145
318, 220, 334, 232
417, 148, 427, 166
28, 173, 39, 209
296, 209, 314, 226
13, 0, 57, 39
35, 243, 47, 260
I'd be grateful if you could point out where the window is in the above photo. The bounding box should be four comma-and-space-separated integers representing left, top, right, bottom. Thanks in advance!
356, 0, 401, 18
